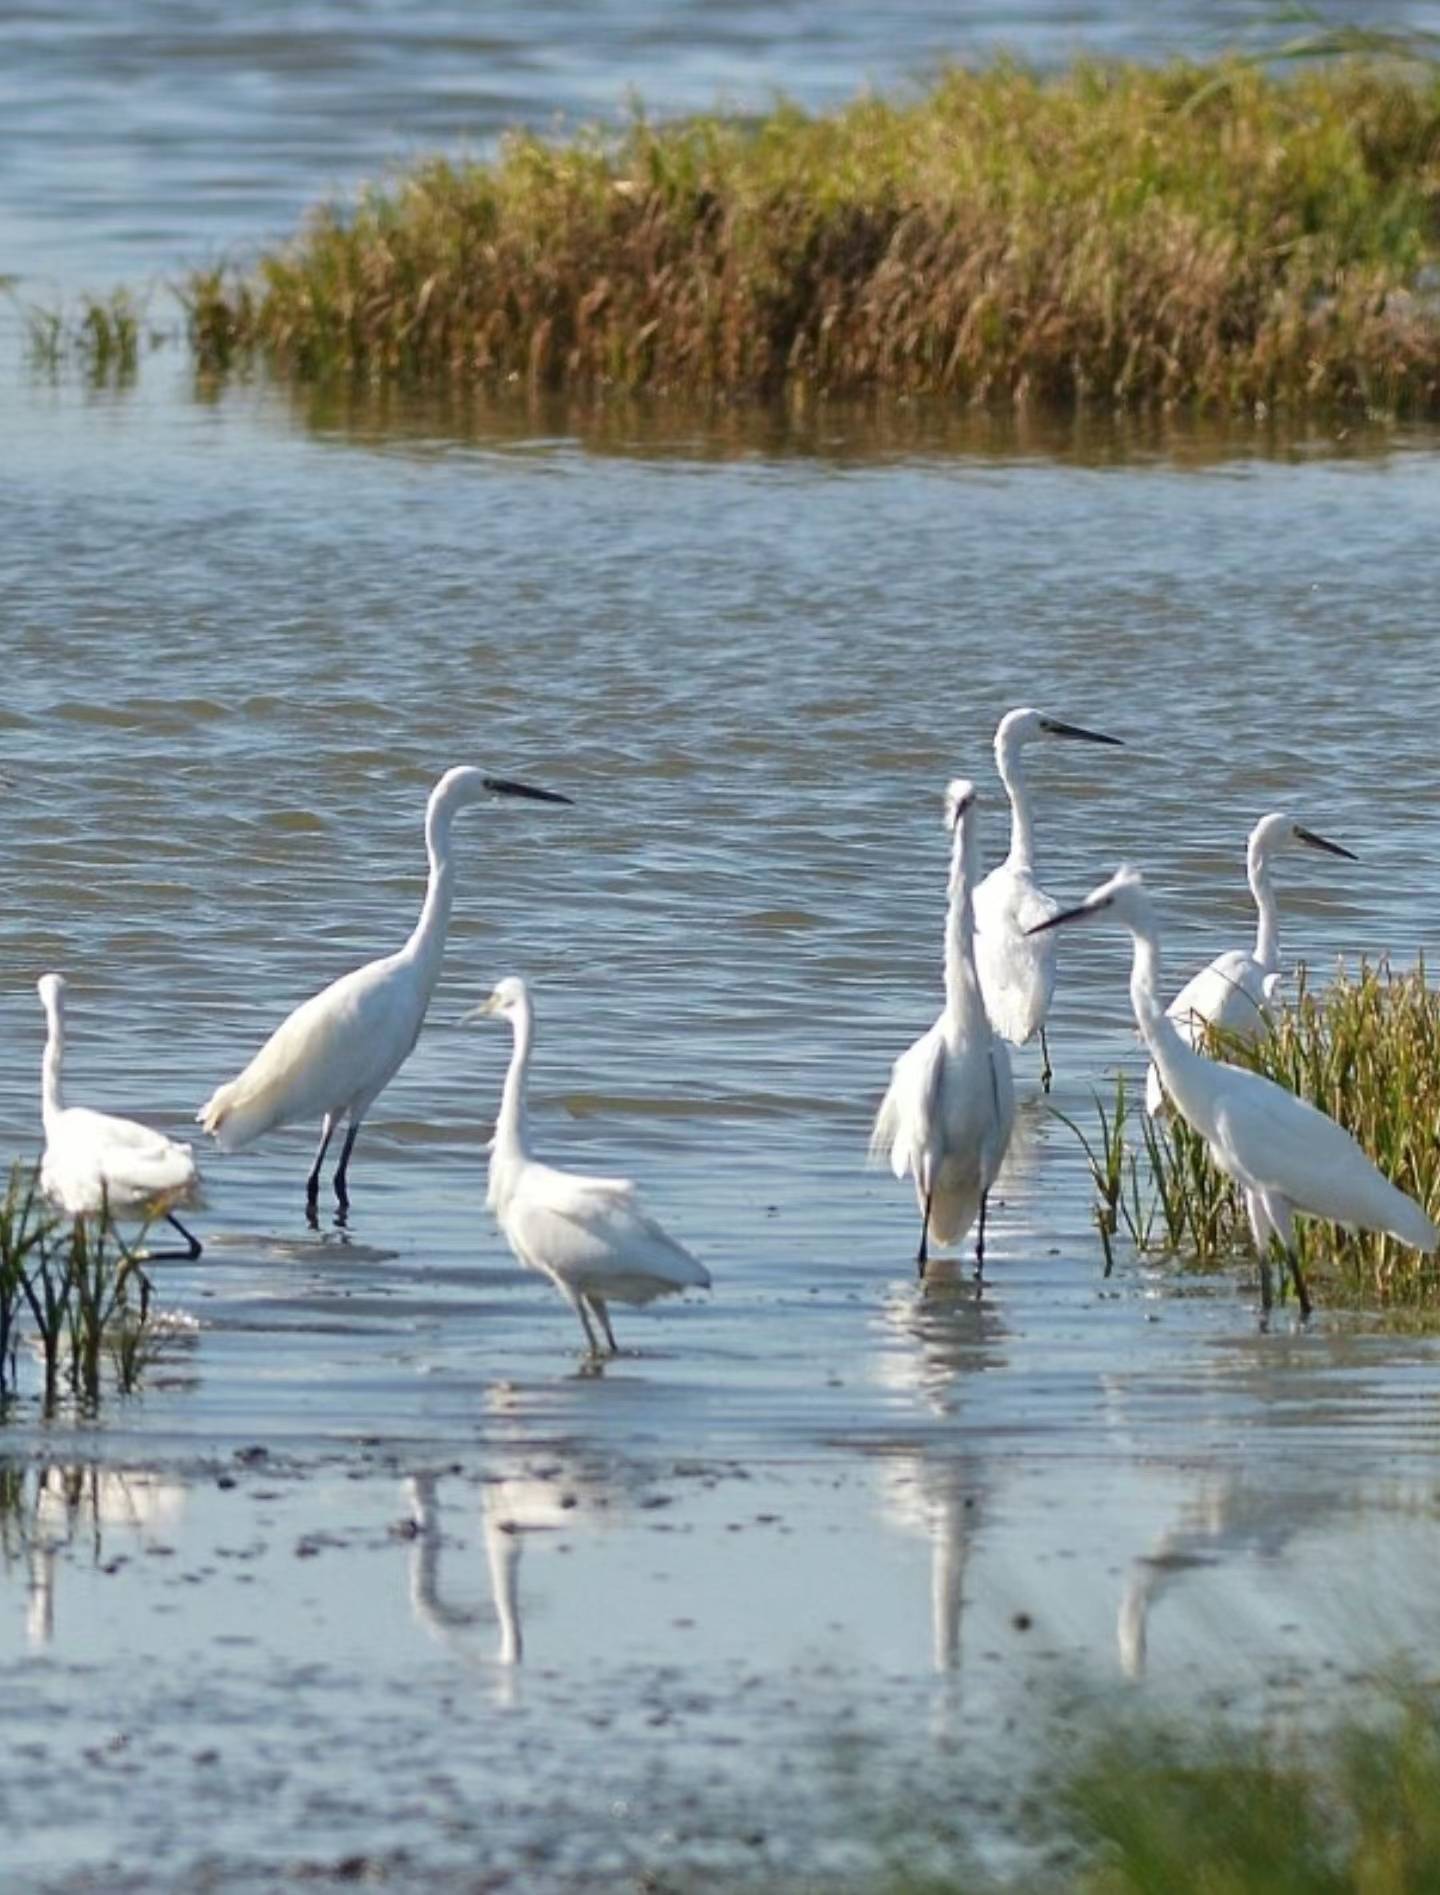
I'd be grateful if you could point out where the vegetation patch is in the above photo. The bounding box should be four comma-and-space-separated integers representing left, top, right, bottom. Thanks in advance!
1061, 960, 1440, 1306
186, 55, 1440, 411
0, 1166, 157, 1407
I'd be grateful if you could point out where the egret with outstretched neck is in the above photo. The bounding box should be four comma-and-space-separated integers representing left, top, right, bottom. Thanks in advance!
973, 707, 1123, 1090
1029, 867, 1437, 1316
470, 976, 710, 1356
198, 768, 570, 1217
38, 974, 202, 1258
871, 779, 1015, 1278
1144, 813, 1356, 1114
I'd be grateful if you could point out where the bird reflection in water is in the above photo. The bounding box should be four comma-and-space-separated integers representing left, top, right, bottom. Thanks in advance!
871, 1286, 1008, 1680
0, 1463, 186, 1648
405, 1453, 636, 1678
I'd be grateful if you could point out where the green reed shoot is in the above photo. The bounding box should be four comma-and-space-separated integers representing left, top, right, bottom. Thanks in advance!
1065, 961, 1440, 1306
0, 1166, 158, 1405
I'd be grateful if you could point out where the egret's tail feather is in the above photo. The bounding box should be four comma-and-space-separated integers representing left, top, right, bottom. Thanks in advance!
197, 1078, 278, 1153
926, 1183, 980, 1249
1384, 1193, 1439, 1254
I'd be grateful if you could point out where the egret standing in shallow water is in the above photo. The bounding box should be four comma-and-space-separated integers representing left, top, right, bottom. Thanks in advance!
1029, 867, 1437, 1316
38, 974, 203, 1258
973, 707, 1123, 1091
469, 976, 711, 1356
198, 767, 570, 1218
1144, 812, 1357, 1114
871, 779, 1015, 1279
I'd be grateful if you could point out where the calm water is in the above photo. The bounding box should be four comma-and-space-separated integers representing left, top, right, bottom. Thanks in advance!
5, 6, 1440, 1889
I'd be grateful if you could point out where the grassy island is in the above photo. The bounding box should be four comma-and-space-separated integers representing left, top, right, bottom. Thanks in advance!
185, 56, 1440, 412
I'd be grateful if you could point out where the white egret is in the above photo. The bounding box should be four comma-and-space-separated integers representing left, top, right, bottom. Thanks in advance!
1144, 813, 1357, 1114
198, 767, 570, 1217
973, 706, 1124, 1090
469, 976, 711, 1356
38, 974, 202, 1258
871, 779, 1016, 1278
1029, 867, 1437, 1315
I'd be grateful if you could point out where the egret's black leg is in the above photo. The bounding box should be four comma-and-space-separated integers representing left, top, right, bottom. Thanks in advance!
917, 1191, 933, 1280
1039, 1027, 1053, 1093
134, 1212, 203, 1263
589, 1296, 619, 1355
165, 1213, 203, 1260
1286, 1247, 1312, 1320
306, 1115, 337, 1221
333, 1122, 361, 1210
974, 1191, 989, 1283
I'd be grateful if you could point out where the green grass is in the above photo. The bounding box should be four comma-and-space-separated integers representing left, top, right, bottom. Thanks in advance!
18, 289, 143, 383
1060, 1687, 1440, 1894
0, 1166, 156, 1406
1061, 961, 1440, 1308
184, 54, 1440, 410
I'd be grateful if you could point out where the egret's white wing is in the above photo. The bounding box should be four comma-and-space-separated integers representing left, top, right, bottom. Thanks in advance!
199, 952, 419, 1148
503, 1163, 710, 1300
1167, 950, 1270, 1041
973, 865, 1057, 1045
45, 1107, 197, 1213
1209, 1069, 1437, 1250
870, 1024, 945, 1185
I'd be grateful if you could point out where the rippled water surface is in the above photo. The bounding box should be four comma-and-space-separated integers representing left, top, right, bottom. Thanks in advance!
6, 4, 1440, 1889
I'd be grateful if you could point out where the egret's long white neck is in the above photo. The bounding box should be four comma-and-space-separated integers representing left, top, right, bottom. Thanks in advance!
1247, 836, 1280, 973
943, 810, 987, 1035
1125, 912, 1209, 1111
492, 993, 536, 1173
995, 728, 1036, 872
40, 994, 65, 1131
402, 780, 471, 987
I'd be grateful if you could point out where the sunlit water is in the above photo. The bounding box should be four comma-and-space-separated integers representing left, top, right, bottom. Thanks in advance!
5, 4, 1440, 1888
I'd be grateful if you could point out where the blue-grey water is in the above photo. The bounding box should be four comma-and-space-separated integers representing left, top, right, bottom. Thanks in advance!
5, 6, 1440, 1889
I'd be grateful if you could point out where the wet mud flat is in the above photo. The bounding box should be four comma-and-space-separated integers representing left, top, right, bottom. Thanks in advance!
6, 1216, 1440, 1893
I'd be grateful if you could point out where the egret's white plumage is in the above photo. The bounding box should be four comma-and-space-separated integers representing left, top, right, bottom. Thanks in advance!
871, 779, 1016, 1276
472, 976, 710, 1356
1144, 813, 1357, 1114
38, 974, 202, 1256
972, 707, 1123, 1088
1031, 867, 1437, 1315
197, 767, 570, 1214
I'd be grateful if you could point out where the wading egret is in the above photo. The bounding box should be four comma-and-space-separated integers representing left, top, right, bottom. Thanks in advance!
198, 768, 570, 1216
1144, 813, 1357, 1114
973, 706, 1123, 1090
38, 974, 202, 1258
871, 779, 1015, 1279
469, 976, 710, 1356
1029, 868, 1437, 1316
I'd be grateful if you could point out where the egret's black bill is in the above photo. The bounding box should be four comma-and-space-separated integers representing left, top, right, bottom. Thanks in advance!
483, 775, 574, 805
1026, 901, 1097, 936
1037, 717, 1124, 746
1294, 825, 1356, 861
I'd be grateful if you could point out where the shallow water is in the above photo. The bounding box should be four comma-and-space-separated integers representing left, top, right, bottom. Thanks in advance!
6, 3, 1440, 1889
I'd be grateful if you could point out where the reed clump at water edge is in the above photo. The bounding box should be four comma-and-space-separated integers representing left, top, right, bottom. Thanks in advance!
1061, 960, 1440, 1307
186, 56, 1440, 412
0, 1166, 157, 1407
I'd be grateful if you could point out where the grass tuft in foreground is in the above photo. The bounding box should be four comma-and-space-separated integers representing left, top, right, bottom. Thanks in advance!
1060, 1686, 1440, 1894
0, 1166, 156, 1406
1061, 960, 1440, 1306
18, 289, 143, 384
186, 56, 1440, 410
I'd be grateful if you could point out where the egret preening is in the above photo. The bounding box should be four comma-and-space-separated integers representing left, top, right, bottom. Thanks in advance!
38, 974, 203, 1259
470, 976, 711, 1357
1144, 813, 1357, 1115
973, 707, 1123, 1090
871, 779, 1015, 1279
1029, 868, 1437, 1316
198, 768, 571, 1218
